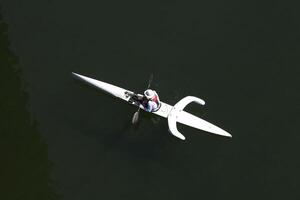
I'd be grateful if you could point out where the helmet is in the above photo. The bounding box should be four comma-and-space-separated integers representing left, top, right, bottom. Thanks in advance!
144, 89, 155, 100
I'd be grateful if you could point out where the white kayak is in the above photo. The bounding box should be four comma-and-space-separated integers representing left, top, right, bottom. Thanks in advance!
72, 72, 232, 140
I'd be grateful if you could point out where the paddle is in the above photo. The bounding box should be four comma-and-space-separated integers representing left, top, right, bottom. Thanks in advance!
132, 74, 153, 124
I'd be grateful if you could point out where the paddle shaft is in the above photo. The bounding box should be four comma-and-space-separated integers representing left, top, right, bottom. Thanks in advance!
132, 73, 153, 124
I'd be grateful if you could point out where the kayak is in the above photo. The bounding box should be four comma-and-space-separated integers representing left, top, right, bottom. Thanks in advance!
72, 72, 232, 140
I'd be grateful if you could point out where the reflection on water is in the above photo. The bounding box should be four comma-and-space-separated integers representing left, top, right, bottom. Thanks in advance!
0, 11, 60, 199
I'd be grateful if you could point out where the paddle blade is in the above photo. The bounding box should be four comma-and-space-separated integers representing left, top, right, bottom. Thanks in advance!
147, 73, 154, 89
132, 111, 140, 124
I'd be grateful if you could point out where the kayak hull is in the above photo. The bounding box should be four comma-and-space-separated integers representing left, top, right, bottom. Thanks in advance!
72, 72, 232, 139
72, 72, 131, 101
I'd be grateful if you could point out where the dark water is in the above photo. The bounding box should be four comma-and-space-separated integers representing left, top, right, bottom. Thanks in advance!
0, 1, 299, 199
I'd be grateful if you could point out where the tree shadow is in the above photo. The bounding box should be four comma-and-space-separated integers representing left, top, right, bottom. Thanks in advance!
0, 9, 61, 200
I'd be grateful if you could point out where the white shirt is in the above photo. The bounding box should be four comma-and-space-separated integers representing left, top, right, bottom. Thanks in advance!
146, 100, 158, 112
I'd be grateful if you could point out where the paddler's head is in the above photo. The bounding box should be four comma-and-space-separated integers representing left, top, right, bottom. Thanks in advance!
144, 89, 155, 100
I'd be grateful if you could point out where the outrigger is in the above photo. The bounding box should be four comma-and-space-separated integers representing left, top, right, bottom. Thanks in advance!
72, 72, 232, 140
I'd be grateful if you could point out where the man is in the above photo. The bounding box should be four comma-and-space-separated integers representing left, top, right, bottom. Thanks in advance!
142, 89, 160, 112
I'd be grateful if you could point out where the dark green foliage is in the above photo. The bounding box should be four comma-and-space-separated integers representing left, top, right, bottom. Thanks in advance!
0, 12, 60, 200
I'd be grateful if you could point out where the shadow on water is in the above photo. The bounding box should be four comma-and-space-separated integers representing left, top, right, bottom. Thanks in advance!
99, 111, 170, 162
0, 9, 60, 200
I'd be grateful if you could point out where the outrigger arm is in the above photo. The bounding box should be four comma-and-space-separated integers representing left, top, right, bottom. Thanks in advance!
167, 96, 205, 140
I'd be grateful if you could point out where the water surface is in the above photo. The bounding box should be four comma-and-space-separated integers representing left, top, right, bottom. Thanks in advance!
1, 1, 299, 199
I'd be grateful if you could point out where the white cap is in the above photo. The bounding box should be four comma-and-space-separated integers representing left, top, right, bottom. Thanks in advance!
144, 89, 155, 100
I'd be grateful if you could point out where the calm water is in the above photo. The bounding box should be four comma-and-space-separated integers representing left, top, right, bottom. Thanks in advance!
0, 1, 299, 199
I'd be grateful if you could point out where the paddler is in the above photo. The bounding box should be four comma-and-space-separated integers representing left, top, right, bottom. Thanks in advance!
142, 89, 160, 112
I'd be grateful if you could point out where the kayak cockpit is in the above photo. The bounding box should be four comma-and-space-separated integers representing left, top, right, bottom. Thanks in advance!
125, 91, 161, 112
